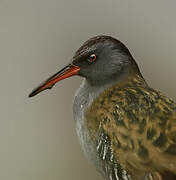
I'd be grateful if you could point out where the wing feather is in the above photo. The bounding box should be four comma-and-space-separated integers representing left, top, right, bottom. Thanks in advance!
85, 83, 176, 179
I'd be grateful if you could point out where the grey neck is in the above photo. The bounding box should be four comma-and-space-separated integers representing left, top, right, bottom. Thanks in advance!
83, 67, 131, 100
73, 63, 146, 122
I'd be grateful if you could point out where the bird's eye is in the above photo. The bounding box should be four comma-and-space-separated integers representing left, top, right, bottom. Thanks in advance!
88, 54, 96, 63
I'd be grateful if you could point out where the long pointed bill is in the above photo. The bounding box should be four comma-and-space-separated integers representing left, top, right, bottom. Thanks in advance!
28, 64, 80, 98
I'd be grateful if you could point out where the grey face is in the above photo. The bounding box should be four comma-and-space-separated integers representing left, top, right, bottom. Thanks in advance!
29, 35, 139, 98
72, 35, 135, 85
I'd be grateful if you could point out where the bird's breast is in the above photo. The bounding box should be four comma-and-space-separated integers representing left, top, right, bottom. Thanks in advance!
72, 79, 133, 180
73, 80, 103, 169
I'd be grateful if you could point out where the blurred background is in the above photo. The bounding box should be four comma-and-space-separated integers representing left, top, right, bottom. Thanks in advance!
1, 0, 176, 179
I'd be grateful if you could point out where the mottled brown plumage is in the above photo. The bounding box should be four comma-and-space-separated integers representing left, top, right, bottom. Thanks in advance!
85, 71, 176, 180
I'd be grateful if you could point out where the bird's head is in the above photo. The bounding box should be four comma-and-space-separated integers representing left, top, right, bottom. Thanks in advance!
29, 35, 140, 97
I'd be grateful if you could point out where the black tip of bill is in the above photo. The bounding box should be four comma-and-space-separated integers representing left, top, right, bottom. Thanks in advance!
28, 64, 80, 98
28, 84, 54, 98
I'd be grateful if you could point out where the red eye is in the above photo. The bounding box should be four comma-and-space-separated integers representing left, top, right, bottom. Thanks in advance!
88, 54, 96, 63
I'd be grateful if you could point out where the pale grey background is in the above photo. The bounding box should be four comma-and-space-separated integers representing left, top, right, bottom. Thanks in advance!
1, 0, 176, 180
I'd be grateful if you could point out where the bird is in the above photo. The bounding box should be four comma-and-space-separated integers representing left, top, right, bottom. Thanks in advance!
29, 35, 176, 180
